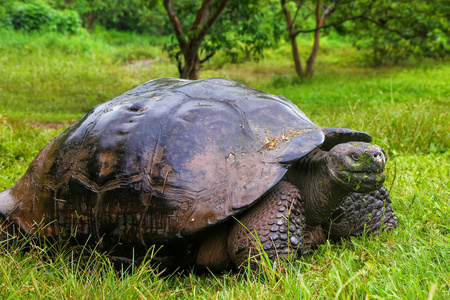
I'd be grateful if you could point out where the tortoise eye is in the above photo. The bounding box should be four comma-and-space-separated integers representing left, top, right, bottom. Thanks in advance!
349, 154, 359, 161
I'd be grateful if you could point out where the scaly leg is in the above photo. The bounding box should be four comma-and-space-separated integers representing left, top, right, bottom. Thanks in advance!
227, 181, 306, 268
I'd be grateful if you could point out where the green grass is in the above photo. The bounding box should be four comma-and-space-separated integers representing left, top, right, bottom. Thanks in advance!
0, 29, 177, 122
0, 29, 449, 299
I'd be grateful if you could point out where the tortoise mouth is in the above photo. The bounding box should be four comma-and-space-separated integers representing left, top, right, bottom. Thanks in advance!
346, 171, 385, 192
330, 167, 385, 193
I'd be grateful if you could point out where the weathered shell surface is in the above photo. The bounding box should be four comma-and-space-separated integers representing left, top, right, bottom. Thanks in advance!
2, 78, 325, 246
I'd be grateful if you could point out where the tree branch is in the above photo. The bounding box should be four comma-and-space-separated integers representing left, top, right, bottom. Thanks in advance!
281, 0, 294, 34
294, 13, 363, 34
196, 0, 232, 43
295, 0, 376, 36
322, 0, 340, 21
361, 16, 427, 40
191, 0, 214, 32
200, 51, 216, 64
163, 0, 187, 50
291, 0, 305, 27
294, 0, 375, 35
315, 0, 322, 24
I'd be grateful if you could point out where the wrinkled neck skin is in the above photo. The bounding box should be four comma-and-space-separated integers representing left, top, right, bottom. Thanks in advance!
285, 148, 349, 226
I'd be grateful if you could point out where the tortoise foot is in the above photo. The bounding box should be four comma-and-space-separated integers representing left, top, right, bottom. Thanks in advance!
303, 224, 326, 254
195, 223, 232, 272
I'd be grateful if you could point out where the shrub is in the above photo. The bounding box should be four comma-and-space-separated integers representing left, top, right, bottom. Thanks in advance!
54, 9, 83, 34
8, 0, 82, 33
0, 0, 13, 28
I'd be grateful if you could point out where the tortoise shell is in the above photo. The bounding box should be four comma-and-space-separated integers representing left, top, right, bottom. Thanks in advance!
2, 78, 326, 249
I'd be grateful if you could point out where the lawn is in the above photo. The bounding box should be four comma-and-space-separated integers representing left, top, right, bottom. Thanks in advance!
0, 29, 449, 299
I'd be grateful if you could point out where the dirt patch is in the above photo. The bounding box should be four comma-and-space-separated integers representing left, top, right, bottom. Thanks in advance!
30, 122, 69, 129
126, 59, 156, 67
124, 58, 171, 70
1, 115, 74, 130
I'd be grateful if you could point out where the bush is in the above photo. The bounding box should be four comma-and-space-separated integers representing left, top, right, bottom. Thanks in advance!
8, 0, 82, 33
54, 9, 83, 34
0, 0, 13, 28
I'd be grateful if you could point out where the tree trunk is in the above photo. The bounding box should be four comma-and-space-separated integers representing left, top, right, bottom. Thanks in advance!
164, 0, 231, 80
289, 33, 303, 77
86, 12, 97, 32
305, 0, 323, 78
190, 57, 201, 80
180, 43, 202, 79
305, 0, 337, 77
281, 0, 304, 77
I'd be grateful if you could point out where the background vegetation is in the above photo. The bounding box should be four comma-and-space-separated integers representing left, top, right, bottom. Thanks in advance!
0, 0, 449, 298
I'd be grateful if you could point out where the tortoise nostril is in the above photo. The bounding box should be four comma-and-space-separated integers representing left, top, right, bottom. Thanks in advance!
371, 151, 385, 168
372, 152, 383, 160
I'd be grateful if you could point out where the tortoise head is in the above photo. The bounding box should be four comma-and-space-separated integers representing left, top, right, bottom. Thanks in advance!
327, 142, 386, 193
285, 128, 387, 226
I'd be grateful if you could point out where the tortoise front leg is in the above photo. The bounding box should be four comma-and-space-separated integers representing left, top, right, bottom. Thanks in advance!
322, 186, 398, 241
227, 181, 306, 269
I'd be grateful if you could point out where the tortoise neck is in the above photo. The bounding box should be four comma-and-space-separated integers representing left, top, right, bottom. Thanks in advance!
285, 148, 349, 226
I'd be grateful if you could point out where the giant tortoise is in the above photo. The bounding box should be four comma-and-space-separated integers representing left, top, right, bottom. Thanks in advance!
0, 78, 397, 271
